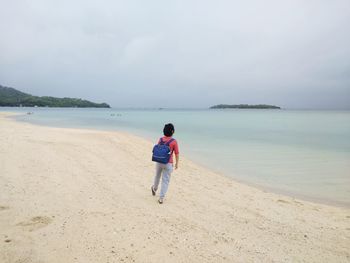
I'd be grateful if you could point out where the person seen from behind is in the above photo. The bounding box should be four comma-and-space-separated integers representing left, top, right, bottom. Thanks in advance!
151, 123, 179, 204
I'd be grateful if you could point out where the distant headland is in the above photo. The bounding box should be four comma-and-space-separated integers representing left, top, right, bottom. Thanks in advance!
210, 104, 281, 109
0, 85, 110, 108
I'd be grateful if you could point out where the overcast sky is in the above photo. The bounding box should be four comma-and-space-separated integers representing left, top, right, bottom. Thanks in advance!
0, 0, 349, 109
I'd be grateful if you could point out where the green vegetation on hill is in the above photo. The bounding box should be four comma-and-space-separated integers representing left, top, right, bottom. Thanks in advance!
210, 104, 281, 109
0, 85, 110, 108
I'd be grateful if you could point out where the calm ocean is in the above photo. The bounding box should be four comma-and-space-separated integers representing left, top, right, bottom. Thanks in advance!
4, 108, 350, 206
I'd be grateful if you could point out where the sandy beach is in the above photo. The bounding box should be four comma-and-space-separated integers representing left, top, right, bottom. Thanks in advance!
0, 112, 349, 262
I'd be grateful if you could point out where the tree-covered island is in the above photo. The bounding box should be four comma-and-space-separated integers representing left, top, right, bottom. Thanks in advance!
210, 104, 281, 109
0, 85, 110, 108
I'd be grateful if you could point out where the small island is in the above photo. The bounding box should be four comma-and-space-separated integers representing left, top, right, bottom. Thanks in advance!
0, 85, 110, 108
210, 104, 281, 109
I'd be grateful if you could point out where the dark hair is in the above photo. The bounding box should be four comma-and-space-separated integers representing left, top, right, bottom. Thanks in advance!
163, 123, 175, 137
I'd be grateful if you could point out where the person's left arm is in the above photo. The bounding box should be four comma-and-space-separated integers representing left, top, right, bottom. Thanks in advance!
173, 140, 179, 169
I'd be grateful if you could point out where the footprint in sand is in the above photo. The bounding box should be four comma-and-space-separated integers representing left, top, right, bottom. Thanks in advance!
17, 216, 53, 232
277, 199, 290, 204
0, 205, 10, 211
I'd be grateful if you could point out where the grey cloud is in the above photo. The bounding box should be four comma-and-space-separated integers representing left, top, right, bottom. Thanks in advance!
0, 0, 349, 109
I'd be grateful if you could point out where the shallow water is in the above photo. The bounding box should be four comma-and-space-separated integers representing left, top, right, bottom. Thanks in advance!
4, 107, 350, 205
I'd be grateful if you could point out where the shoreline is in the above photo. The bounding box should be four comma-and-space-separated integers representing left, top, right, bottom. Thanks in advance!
1, 112, 349, 262
6, 110, 350, 208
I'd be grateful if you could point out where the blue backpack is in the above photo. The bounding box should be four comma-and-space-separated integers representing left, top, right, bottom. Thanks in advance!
152, 138, 174, 164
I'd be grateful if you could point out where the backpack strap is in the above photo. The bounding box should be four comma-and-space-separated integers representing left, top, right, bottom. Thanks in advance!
165, 138, 174, 146
159, 138, 174, 146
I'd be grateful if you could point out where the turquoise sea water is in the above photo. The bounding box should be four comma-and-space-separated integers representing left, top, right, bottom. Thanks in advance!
3, 108, 350, 206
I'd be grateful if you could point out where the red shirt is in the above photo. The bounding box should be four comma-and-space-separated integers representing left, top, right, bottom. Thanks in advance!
158, 136, 179, 163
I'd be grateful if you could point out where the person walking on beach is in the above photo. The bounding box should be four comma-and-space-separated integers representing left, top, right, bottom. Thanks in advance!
151, 123, 179, 204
